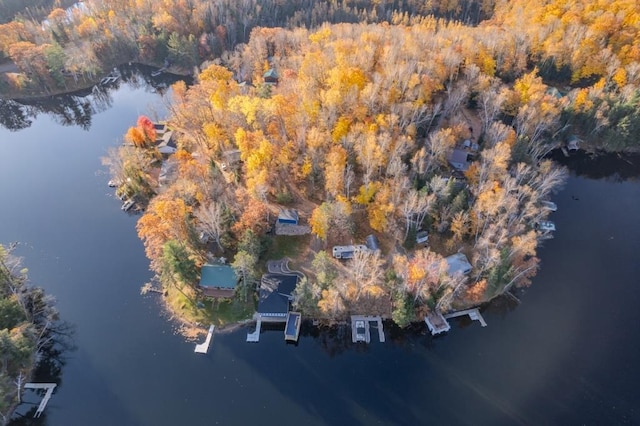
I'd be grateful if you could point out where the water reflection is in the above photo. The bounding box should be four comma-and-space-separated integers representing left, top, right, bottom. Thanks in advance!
9, 322, 75, 426
551, 149, 640, 181
0, 64, 188, 131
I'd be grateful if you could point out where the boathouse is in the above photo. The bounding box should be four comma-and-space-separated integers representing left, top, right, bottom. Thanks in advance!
257, 273, 298, 320
199, 264, 238, 298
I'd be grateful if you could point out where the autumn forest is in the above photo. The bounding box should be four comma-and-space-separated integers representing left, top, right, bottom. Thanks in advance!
3, 0, 640, 326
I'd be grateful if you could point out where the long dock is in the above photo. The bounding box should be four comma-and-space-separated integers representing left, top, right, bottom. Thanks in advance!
350, 316, 385, 343
194, 325, 215, 353
246, 318, 262, 342
444, 308, 487, 327
24, 383, 56, 418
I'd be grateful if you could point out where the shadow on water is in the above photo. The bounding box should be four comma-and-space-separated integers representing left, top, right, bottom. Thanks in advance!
550, 149, 640, 181
8, 321, 75, 426
0, 64, 189, 132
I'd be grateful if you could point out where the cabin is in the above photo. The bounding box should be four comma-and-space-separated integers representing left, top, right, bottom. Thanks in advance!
199, 264, 238, 298
257, 273, 298, 320
448, 149, 472, 171
365, 234, 379, 251
445, 253, 472, 276
277, 209, 299, 225
263, 69, 279, 84
416, 230, 429, 245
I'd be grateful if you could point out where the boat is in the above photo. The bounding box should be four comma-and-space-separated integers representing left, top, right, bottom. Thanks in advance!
107, 178, 121, 187
536, 220, 556, 232
121, 199, 135, 211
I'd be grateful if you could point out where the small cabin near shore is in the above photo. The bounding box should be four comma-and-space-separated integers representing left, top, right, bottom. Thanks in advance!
445, 253, 472, 276
277, 209, 299, 225
199, 264, 238, 298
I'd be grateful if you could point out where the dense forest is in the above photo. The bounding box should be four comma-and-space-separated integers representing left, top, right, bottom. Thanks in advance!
102, 20, 575, 326
0, 244, 61, 424
4, 0, 640, 325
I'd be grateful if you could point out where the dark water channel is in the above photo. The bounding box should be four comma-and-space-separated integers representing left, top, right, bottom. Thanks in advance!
0, 76, 639, 425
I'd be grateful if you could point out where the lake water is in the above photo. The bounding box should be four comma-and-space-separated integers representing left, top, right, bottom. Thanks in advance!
1, 76, 639, 425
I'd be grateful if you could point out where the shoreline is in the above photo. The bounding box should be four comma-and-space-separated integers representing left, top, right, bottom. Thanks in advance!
0, 61, 193, 101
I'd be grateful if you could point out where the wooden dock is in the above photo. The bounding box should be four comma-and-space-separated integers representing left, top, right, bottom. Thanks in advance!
350, 316, 385, 343
24, 383, 56, 418
194, 325, 215, 353
246, 318, 262, 342
444, 308, 487, 327
425, 311, 451, 335
284, 312, 302, 342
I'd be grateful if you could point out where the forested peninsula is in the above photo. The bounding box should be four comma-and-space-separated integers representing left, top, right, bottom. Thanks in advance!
4, 0, 640, 328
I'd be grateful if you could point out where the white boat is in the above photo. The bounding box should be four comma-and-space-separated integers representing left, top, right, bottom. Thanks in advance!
107, 178, 121, 187
536, 220, 556, 232
121, 199, 135, 211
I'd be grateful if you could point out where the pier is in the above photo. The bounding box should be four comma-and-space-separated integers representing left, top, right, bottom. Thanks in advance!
350, 316, 385, 343
284, 312, 302, 342
24, 383, 56, 418
194, 325, 215, 353
246, 318, 262, 342
444, 308, 487, 327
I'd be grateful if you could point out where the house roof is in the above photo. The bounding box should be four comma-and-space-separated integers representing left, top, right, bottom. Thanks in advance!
448, 149, 470, 167
278, 209, 299, 222
199, 264, 237, 289
263, 69, 278, 79
445, 253, 472, 276
258, 273, 298, 315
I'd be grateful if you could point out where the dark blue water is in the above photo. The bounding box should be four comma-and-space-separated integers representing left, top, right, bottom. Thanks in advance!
1, 80, 639, 425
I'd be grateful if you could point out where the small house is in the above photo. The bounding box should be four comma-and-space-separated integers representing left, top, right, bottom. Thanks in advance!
263, 69, 279, 84
448, 149, 472, 171
365, 234, 379, 252
277, 209, 299, 225
416, 230, 429, 245
199, 264, 238, 298
445, 253, 472, 276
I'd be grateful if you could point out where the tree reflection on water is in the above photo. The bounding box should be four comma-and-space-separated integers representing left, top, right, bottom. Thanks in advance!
0, 64, 188, 132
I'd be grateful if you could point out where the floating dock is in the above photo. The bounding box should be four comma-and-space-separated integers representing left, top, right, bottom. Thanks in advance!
246, 318, 262, 342
350, 316, 385, 343
284, 312, 302, 342
24, 383, 56, 418
444, 308, 487, 327
194, 325, 215, 353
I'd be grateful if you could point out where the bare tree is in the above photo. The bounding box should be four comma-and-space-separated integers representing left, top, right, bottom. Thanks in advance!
194, 201, 227, 251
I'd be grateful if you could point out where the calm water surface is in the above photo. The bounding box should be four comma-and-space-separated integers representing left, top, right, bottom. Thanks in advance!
0, 80, 639, 425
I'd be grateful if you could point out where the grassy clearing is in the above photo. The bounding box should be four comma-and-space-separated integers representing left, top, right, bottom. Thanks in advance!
264, 234, 311, 260
165, 285, 255, 327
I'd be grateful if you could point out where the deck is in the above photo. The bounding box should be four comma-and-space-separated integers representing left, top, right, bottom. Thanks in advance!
444, 308, 487, 327
246, 318, 262, 342
24, 383, 56, 418
284, 312, 302, 342
350, 315, 385, 343
425, 311, 451, 335
194, 325, 215, 353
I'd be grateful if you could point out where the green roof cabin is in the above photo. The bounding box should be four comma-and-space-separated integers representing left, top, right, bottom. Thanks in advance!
199, 264, 238, 298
